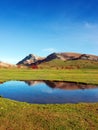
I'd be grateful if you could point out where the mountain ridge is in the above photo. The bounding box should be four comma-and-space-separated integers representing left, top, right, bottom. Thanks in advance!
0, 61, 15, 68
17, 52, 98, 66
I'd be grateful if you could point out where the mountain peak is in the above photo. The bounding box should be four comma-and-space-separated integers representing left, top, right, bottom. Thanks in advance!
17, 54, 44, 65
28, 54, 34, 57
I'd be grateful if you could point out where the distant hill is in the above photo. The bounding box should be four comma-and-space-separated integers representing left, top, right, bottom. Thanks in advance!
17, 52, 98, 69
0, 61, 15, 68
43, 52, 98, 62
1, 52, 98, 69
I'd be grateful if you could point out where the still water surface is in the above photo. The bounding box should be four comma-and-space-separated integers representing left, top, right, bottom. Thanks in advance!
0, 80, 98, 104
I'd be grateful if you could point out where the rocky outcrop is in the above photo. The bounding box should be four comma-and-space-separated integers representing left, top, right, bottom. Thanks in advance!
17, 54, 44, 66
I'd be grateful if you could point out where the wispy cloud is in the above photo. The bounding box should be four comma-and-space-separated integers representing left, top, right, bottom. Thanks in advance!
42, 48, 56, 53
84, 22, 97, 29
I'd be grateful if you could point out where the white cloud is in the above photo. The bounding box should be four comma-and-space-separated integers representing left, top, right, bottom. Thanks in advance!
42, 48, 56, 53
84, 22, 97, 29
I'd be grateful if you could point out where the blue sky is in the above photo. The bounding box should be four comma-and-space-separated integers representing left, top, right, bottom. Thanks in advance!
0, 0, 98, 63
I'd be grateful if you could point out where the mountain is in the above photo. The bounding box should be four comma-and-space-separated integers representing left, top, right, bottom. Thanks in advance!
44, 52, 98, 61
0, 61, 15, 68
17, 54, 44, 66
17, 52, 98, 66
37, 52, 98, 69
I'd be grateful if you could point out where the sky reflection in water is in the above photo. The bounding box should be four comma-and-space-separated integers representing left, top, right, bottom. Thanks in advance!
0, 80, 98, 104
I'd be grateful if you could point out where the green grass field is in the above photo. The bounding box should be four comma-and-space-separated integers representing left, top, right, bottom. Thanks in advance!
0, 67, 98, 130
0, 98, 98, 130
0, 68, 98, 85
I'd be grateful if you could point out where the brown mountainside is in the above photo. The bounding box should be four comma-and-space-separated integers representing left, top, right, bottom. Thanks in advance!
0, 61, 15, 68
17, 52, 98, 66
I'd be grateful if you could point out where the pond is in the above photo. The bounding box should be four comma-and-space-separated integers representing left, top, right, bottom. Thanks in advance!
0, 80, 98, 104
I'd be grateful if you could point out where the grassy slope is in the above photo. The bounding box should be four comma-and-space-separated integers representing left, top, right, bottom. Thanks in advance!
0, 98, 98, 130
0, 68, 98, 85
38, 59, 98, 69
0, 63, 98, 130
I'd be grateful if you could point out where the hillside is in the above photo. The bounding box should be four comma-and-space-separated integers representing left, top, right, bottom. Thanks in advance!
43, 52, 98, 62
0, 61, 15, 68
38, 59, 98, 69
17, 52, 98, 68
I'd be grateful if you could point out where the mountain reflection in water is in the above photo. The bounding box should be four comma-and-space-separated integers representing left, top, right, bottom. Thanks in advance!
0, 80, 98, 104
25, 80, 97, 90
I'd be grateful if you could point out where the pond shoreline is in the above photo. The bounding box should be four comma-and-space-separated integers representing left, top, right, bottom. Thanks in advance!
1, 79, 98, 86
0, 80, 98, 104
0, 98, 98, 130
